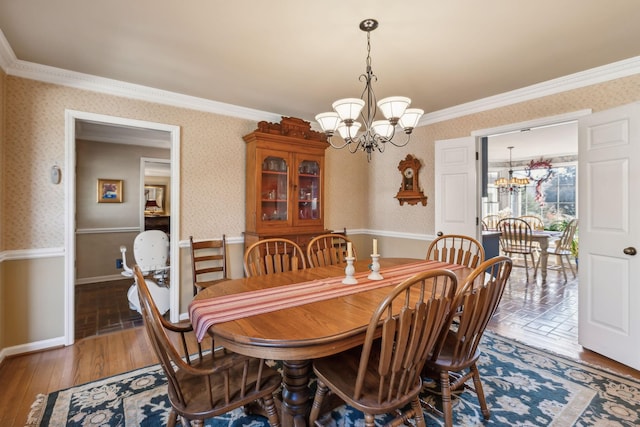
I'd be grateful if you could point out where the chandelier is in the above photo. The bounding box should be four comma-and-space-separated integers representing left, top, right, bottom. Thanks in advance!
495, 146, 529, 194
315, 19, 424, 160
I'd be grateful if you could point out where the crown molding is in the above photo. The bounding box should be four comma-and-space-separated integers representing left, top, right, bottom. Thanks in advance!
420, 56, 640, 125
0, 28, 16, 71
1, 29, 638, 126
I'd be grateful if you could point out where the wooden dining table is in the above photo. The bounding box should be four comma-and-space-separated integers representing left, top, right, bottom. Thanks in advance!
190, 258, 472, 427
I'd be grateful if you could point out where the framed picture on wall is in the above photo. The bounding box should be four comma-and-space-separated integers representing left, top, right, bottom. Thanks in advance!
97, 178, 123, 203
144, 184, 165, 215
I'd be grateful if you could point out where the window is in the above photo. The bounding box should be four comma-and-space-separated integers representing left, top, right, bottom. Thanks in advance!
521, 164, 577, 225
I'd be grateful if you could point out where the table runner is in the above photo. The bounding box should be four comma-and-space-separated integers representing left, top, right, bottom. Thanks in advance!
190, 260, 462, 341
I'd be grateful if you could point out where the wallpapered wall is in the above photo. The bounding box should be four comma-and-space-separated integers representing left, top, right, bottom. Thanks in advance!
0, 68, 6, 349
1, 71, 640, 349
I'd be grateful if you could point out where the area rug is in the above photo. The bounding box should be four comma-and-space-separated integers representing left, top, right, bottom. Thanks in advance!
26, 331, 640, 426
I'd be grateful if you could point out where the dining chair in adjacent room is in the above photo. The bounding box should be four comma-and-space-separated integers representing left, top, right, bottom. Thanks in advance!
539, 218, 578, 282
482, 214, 500, 230
422, 256, 513, 427
519, 215, 545, 231
309, 269, 459, 427
497, 217, 537, 281
306, 233, 356, 267
426, 234, 485, 269
519, 214, 545, 252
189, 235, 229, 296
244, 238, 306, 277
135, 266, 281, 427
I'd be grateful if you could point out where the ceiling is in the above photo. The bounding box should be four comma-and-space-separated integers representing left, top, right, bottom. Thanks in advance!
1, 2, 637, 161
1, 1, 639, 123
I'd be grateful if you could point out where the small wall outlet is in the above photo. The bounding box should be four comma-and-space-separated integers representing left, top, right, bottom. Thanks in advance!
116, 258, 123, 269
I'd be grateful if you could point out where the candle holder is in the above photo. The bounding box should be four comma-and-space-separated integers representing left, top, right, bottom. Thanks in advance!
342, 257, 358, 285
367, 254, 383, 280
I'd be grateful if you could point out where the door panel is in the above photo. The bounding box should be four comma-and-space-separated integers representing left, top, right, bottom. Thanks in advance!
435, 137, 478, 238
578, 102, 640, 370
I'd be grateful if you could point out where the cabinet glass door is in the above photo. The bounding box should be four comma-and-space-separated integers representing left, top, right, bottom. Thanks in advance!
296, 159, 321, 222
260, 155, 289, 223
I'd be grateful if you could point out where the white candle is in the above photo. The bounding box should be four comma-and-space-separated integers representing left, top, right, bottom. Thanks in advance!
373, 238, 378, 255
347, 242, 353, 258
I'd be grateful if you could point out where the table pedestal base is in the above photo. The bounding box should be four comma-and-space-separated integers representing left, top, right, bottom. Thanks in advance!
281, 360, 312, 427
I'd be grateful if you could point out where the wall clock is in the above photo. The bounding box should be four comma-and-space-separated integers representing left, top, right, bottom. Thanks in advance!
395, 154, 428, 206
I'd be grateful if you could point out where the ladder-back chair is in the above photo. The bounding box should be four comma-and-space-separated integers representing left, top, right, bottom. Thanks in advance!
190, 235, 229, 295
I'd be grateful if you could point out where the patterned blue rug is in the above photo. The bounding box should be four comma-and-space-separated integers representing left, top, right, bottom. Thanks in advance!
27, 331, 640, 426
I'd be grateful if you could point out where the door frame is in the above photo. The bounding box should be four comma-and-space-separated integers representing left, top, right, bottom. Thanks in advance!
64, 110, 181, 345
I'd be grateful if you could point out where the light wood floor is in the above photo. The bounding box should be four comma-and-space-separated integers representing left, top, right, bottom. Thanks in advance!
1, 265, 639, 426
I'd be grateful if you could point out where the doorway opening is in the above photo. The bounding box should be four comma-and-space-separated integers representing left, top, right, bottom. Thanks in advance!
64, 110, 181, 345
483, 120, 578, 228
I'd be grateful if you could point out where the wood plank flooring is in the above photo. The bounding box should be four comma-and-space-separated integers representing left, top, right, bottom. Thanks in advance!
2, 264, 640, 426
75, 278, 142, 339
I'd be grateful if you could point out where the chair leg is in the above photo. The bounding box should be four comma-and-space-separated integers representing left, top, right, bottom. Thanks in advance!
309, 380, 329, 426
364, 413, 376, 427
167, 410, 177, 427
262, 394, 280, 427
470, 364, 490, 420
411, 397, 426, 427
440, 370, 454, 427
565, 254, 577, 278
558, 254, 568, 282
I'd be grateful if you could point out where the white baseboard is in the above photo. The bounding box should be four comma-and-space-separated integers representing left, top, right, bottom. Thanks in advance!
0, 336, 66, 366
75, 274, 129, 286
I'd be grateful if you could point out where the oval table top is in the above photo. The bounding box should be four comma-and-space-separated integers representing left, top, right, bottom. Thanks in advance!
193, 258, 471, 360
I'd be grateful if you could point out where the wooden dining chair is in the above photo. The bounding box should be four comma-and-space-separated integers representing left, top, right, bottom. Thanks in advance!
306, 233, 356, 267
497, 217, 537, 281
135, 266, 282, 427
519, 215, 544, 231
422, 256, 513, 427
309, 269, 459, 427
243, 238, 306, 277
426, 234, 485, 269
482, 214, 500, 230
189, 235, 229, 296
539, 218, 578, 282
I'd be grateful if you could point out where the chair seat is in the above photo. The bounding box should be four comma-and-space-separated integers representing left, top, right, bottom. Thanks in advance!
423, 332, 481, 373
501, 244, 534, 255
314, 345, 423, 414
547, 248, 572, 256
171, 351, 282, 416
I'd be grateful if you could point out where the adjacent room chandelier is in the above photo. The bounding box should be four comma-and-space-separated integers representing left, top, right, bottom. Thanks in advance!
495, 146, 529, 194
315, 19, 424, 160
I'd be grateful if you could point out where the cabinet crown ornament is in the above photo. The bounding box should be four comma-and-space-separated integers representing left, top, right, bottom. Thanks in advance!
395, 154, 428, 206
256, 117, 327, 142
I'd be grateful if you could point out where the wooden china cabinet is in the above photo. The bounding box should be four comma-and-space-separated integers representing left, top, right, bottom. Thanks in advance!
243, 117, 330, 251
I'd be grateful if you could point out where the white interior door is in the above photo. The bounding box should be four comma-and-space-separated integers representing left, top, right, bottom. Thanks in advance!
434, 137, 478, 238
578, 102, 640, 370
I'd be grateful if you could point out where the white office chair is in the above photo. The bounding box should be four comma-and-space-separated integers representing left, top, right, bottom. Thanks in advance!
120, 230, 170, 315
